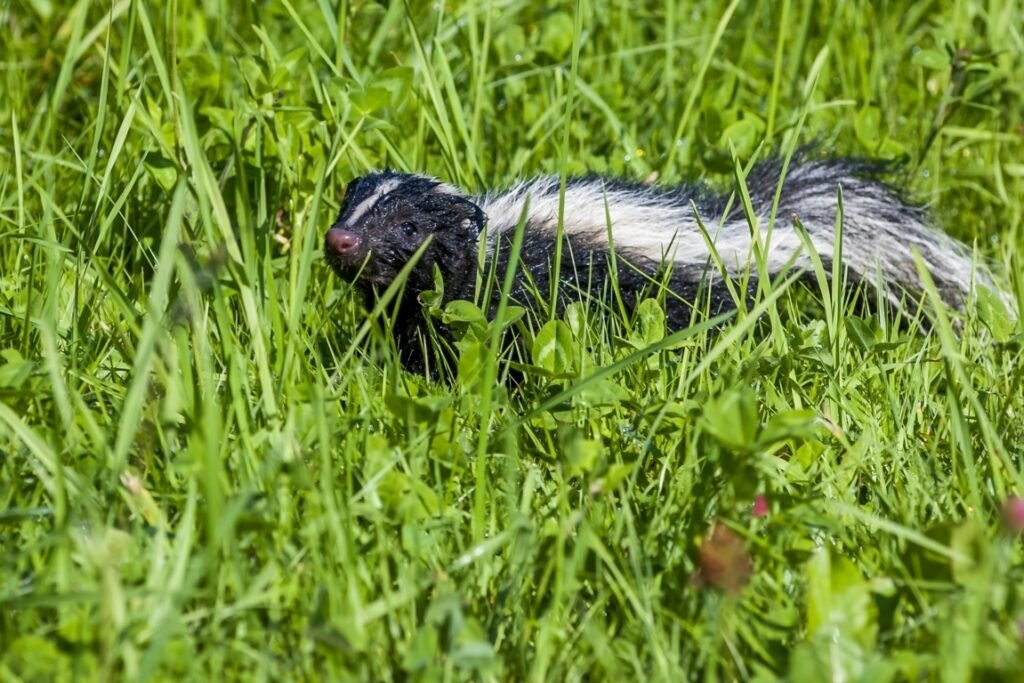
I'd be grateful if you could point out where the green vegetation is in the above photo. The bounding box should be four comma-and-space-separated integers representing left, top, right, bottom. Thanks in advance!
3, 0, 1024, 679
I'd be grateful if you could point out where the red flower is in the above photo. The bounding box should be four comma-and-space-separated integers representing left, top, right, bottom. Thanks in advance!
752, 494, 769, 518
1002, 496, 1024, 533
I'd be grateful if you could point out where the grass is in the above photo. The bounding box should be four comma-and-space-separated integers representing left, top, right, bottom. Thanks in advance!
2, 0, 1024, 679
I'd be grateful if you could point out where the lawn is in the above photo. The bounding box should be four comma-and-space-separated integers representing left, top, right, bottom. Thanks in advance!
2, 0, 1024, 680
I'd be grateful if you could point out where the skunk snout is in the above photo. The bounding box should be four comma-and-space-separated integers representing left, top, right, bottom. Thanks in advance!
325, 227, 364, 263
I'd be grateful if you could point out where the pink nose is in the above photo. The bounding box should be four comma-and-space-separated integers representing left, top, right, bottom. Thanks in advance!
326, 227, 361, 255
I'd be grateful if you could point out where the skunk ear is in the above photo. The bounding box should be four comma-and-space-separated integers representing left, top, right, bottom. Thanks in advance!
462, 198, 485, 232
434, 193, 485, 232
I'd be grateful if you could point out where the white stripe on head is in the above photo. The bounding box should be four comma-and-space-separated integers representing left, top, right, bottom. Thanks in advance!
345, 177, 401, 226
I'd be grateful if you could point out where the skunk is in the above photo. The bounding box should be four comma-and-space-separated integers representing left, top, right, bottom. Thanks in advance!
324, 158, 1002, 372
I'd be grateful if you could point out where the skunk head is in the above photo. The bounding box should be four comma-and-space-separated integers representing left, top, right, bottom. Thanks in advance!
325, 170, 485, 297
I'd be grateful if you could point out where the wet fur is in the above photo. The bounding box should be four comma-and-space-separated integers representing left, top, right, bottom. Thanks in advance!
325, 159, 1000, 373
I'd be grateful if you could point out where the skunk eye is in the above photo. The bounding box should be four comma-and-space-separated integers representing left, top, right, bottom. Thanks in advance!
400, 222, 417, 236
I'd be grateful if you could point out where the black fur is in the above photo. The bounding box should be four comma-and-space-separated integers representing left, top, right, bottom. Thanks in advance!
325, 160, 1000, 374
325, 170, 484, 296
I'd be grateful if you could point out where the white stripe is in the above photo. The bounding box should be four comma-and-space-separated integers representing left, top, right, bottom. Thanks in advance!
479, 177, 799, 273
345, 178, 401, 226
473, 170, 1007, 312
433, 182, 462, 195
